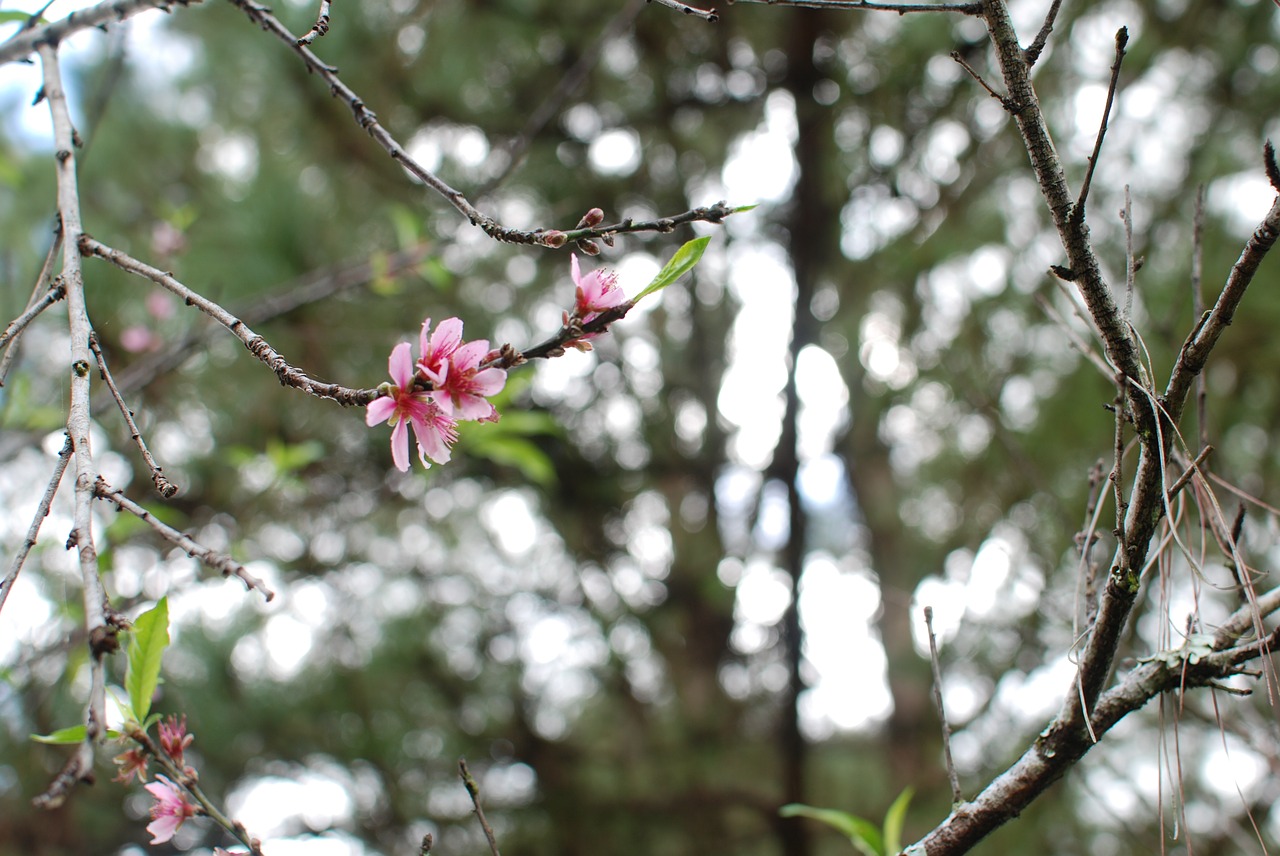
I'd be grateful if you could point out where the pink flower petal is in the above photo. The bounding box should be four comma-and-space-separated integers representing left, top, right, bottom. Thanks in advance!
388, 342, 415, 388
366, 397, 397, 426
389, 418, 410, 472
147, 815, 182, 844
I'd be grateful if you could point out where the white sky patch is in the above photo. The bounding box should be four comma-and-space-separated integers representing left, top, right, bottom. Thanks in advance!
798, 555, 891, 734
588, 127, 641, 177
721, 88, 797, 203
228, 773, 356, 838
718, 243, 794, 468
481, 491, 539, 556
795, 345, 848, 459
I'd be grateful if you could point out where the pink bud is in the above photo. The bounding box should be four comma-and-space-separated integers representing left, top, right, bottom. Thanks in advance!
577, 207, 605, 229
577, 238, 601, 256
541, 230, 568, 248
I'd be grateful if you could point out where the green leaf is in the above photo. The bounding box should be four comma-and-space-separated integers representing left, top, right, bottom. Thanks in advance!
882, 787, 914, 854
125, 598, 170, 723
731, 203, 760, 213
31, 725, 87, 745
780, 804, 883, 856
0, 10, 45, 24
31, 725, 124, 744
633, 236, 711, 301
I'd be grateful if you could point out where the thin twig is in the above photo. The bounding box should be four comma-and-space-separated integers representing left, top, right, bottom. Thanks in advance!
0, 277, 66, 353
1073, 28, 1128, 224
950, 51, 1008, 107
93, 477, 275, 601
295, 0, 331, 45
1165, 445, 1213, 503
81, 236, 378, 406
459, 759, 502, 856
1165, 191, 1280, 418
727, 0, 983, 13
0, 0, 201, 65
87, 331, 178, 497
225, 0, 740, 246
1120, 185, 1136, 323
104, 242, 432, 402
0, 437, 73, 617
0, 224, 63, 387
924, 606, 963, 804
646, 0, 719, 21
478, 0, 647, 196
1023, 0, 1063, 66
1074, 459, 1107, 631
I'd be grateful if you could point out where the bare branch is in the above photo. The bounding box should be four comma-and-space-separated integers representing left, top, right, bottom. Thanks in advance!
94, 477, 275, 601
80, 236, 380, 406
0, 276, 66, 354
87, 331, 178, 497
0, 0, 201, 66
1022, 0, 1064, 66
925, 606, 963, 804
479, 0, 648, 195
727, 0, 983, 14
0, 437, 73, 617
1073, 28, 1128, 225
36, 41, 111, 806
295, 0, 331, 46
225, 0, 741, 245
647, 0, 718, 21
0, 223, 63, 387
1165, 187, 1280, 421
102, 242, 433, 402
459, 759, 502, 856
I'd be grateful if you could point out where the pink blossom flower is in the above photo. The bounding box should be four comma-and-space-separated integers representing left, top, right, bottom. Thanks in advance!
144, 776, 198, 844
431, 339, 506, 421
571, 254, 625, 322
158, 715, 195, 775
113, 747, 149, 784
367, 342, 458, 471
416, 318, 506, 422
416, 317, 463, 388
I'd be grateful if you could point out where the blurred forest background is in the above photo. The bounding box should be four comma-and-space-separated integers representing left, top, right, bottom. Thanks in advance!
3, 0, 1280, 853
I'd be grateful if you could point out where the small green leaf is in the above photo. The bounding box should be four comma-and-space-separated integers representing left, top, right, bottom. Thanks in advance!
633, 236, 711, 301
731, 203, 760, 213
0, 10, 45, 24
780, 804, 882, 856
125, 598, 170, 723
31, 725, 87, 745
882, 787, 914, 855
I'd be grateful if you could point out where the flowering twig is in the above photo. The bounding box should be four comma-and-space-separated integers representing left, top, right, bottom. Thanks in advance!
93, 477, 274, 600
87, 332, 178, 498
0, 437, 73, 617
129, 726, 267, 855
224, 0, 743, 245
295, 0, 331, 45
